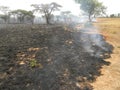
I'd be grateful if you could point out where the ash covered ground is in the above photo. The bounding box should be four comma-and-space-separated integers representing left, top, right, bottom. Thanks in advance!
0, 24, 113, 90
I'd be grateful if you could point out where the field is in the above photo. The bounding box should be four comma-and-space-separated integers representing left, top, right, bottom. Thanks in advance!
92, 18, 120, 90
0, 18, 119, 90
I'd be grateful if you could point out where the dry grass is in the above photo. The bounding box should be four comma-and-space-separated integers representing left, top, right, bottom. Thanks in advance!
92, 18, 120, 90
95, 18, 120, 41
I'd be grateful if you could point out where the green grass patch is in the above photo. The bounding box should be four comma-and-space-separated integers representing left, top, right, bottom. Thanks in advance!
29, 59, 43, 68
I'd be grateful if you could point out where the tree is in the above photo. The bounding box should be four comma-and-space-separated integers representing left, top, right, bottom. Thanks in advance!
31, 2, 62, 24
0, 6, 10, 14
0, 14, 9, 23
110, 14, 115, 18
61, 11, 71, 23
75, 0, 106, 21
118, 13, 120, 18
10, 9, 34, 23
24, 11, 35, 24
0, 6, 10, 23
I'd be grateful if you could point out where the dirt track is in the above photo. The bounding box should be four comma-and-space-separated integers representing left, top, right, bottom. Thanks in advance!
91, 18, 120, 90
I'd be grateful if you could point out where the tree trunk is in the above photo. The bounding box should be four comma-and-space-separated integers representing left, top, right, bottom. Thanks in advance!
31, 18, 34, 25
45, 14, 51, 24
46, 16, 50, 24
7, 17, 10, 24
89, 14, 92, 22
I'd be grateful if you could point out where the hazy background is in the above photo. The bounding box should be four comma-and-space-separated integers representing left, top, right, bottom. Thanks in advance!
0, 0, 119, 15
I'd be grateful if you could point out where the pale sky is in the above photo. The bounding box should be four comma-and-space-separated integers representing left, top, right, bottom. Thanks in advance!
0, 0, 119, 15
99, 0, 120, 15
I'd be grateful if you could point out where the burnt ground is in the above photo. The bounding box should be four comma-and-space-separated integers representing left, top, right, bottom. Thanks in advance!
0, 24, 113, 90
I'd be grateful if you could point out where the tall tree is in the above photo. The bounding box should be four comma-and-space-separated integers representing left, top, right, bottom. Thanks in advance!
31, 2, 62, 24
75, 0, 106, 21
0, 6, 10, 23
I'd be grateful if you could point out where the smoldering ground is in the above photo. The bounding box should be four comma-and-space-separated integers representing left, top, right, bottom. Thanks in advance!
0, 23, 113, 90
72, 22, 113, 58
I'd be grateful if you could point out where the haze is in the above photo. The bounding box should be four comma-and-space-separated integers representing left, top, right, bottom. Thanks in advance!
0, 0, 120, 15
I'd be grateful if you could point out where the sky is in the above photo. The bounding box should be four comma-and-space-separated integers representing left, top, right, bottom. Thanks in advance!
0, 0, 120, 16
99, 0, 120, 15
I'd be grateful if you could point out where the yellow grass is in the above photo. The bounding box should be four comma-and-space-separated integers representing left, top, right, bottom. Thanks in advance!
94, 18, 120, 44
92, 18, 120, 90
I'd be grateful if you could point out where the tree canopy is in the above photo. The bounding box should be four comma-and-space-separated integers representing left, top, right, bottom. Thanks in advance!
0, 6, 10, 23
0, 6, 10, 14
9, 9, 34, 23
75, 0, 106, 21
31, 2, 62, 24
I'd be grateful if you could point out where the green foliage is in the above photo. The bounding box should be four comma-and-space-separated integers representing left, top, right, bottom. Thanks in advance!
29, 59, 43, 68
75, 0, 106, 21
29, 59, 37, 68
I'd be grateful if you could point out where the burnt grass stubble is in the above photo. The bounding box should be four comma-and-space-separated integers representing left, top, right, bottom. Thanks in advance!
0, 24, 113, 90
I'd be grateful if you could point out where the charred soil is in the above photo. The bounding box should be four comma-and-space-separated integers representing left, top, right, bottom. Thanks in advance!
0, 24, 113, 90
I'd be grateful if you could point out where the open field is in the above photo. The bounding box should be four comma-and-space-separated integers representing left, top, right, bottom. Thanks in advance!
92, 18, 120, 90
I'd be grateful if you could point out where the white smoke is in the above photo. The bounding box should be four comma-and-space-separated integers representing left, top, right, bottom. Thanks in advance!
72, 20, 111, 58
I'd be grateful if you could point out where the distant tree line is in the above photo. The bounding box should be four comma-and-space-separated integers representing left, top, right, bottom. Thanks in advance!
0, 2, 63, 24
109, 13, 120, 18
0, 6, 35, 24
0, 0, 108, 24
